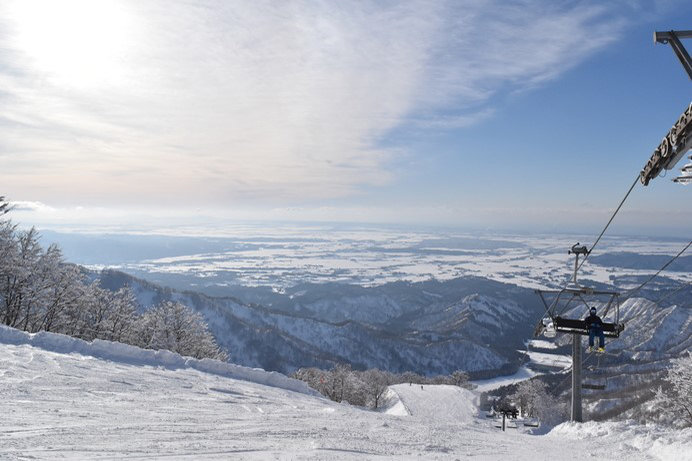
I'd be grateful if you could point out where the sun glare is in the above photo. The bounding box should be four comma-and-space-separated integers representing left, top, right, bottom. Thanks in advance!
9, 0, 133, 88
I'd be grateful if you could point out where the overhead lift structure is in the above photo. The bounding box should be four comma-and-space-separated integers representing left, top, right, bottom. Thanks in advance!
534, 244, 624, 422
532, 29, 691, 424
641, 30, 692, 185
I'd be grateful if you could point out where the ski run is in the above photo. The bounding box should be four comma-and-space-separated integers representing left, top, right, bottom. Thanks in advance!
0, 326, 689, 460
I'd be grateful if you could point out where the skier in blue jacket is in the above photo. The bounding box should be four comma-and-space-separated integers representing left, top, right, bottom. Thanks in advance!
584, 307, 605, 352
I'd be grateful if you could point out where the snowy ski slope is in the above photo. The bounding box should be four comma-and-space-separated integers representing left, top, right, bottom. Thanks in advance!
386, 384, 477, 423
0, 326, 690, 460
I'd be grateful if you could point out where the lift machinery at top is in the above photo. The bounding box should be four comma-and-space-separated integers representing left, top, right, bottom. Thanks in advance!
641, 30, 692, 185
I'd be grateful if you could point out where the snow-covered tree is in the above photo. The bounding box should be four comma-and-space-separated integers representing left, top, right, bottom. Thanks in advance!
399, 371, 423, 385
0, 214, 227, 363
361, 369, 393, 409
510, 379, 543, 417
102, 288, 138, 343
292, 367, 323, 390
292, 366, 368, 407
509, 378, 566, 424
0, 227, 45, 328
326, 363, 352, 403
450, 370, 470, 388
0, 196, 11, 216
653, 352, 692, 427
429, 375, 452, 385
27, 259, 85, 334
141, 301, 227, 360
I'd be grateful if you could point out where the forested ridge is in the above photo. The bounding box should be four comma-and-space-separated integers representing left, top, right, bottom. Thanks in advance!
0, 198, 226, 360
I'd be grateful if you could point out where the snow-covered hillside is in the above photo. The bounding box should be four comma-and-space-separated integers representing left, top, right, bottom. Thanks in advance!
98, 270, 539, 376
1, 326, 689, 460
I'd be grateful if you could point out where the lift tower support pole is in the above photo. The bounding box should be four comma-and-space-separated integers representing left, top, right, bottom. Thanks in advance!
571, 333, 583, 422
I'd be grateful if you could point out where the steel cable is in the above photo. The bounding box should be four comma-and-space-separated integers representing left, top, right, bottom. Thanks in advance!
577, 174, 640, 274
621, 239, 692, 301
654, 279, 692, 305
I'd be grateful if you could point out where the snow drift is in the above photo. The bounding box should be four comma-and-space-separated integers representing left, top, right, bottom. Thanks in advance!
0, 324, 316, 396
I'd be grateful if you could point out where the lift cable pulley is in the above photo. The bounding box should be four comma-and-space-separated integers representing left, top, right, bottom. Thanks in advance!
575, 175, 640, 275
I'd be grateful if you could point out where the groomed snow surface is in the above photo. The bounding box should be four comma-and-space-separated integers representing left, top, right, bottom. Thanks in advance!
0, 326, 690, 460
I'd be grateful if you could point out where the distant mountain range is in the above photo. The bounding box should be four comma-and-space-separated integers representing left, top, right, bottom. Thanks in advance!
96, 270, 544, 378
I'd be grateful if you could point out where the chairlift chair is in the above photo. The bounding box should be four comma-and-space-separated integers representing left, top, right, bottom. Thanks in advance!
534, 243, 625, 340
582, 382, 606, 391
523, 418, 540, 427
582, 372, 607, 390
673, 154, 692, 184
535, 287, 625, 339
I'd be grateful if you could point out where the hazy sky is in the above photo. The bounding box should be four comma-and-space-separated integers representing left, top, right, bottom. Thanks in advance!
1, 0, 690, 234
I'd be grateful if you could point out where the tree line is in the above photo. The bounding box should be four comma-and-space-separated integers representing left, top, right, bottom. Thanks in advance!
292, 364, 472, 409
492, 378, 568, 425
0, 200, 226, 361
653, 352, 692, 427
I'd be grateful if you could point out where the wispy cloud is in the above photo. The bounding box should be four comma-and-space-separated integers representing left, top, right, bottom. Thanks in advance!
0, 1, 642, 206
8, 200, 56, 213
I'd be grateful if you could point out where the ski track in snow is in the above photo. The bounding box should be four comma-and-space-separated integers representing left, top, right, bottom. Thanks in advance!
1, 328, 690, 460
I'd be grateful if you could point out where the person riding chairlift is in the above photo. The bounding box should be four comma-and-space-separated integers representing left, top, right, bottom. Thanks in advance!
584, 307, 605, 353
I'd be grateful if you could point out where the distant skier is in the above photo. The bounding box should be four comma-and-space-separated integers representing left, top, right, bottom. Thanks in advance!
584, 307, 605, 352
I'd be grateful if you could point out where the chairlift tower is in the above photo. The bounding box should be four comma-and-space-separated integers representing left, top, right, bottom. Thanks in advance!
534, 246, 624, 423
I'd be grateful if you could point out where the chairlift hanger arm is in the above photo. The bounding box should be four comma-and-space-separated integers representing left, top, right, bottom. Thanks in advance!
654, 30, 692, 79
576, 294, 595, 313
532, 289, 560, 337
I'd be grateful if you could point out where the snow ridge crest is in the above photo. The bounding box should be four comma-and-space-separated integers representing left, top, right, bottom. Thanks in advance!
0, 324, 317, 397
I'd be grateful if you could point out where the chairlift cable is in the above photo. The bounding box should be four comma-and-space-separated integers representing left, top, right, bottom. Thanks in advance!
600, 293, 618, 319
653, 279, 692, 305
535, 174, 675, 339
576, 175, 640, 274
621, 239, 692, 300
555, 293, 576, 318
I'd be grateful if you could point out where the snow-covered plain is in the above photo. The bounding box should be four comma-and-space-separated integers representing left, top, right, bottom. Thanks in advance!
1, 326, 689, 460
74, 226, 692, 291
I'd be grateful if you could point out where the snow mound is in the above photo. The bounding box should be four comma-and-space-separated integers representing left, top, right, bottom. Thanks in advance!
0, 325, 316, 396
381, 388, 410, 416
549, 421, 692, 461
